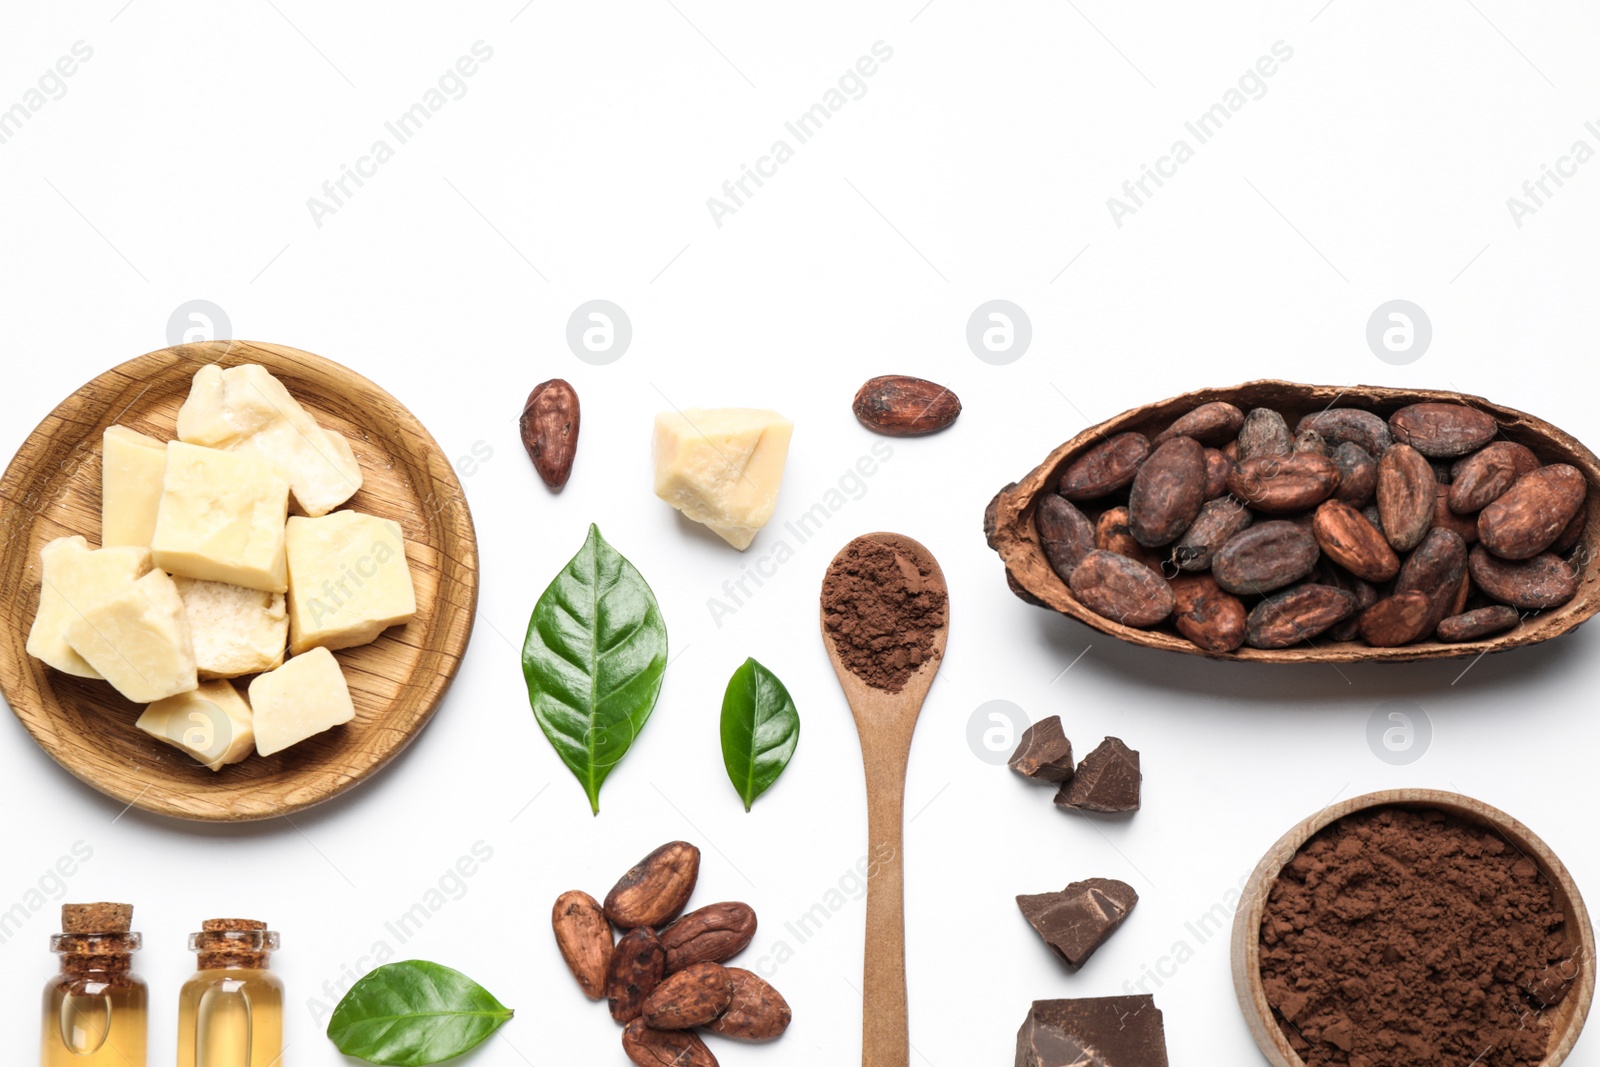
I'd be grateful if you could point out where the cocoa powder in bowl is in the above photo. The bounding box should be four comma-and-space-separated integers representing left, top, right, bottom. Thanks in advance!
822, 536, 947, 692
1259, 806, 1576, 1067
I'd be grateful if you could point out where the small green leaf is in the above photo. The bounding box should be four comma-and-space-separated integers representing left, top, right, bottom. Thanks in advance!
523, 523, 668, 814
720, 657, 801, 811
326, 960, 513, 1065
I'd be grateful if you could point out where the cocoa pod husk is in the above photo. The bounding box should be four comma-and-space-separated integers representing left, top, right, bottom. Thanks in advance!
1478, 464, 1587, 561
606, 842, 701, 929
1449, 442, 1540, 513
706, 967, 793, 1042
852, 375, 960, 436
1468, 547, 1580, 610
1035, 495, 1094, 582
608, 927, 668, 1024
521, 378, 580, 490
1390, 402, 1497, 458
1245, 584, 1358, 649
1153, 401, 1244, 447
1128, 436, 1206, 547
1437, 605, 1522, 642
659, 903, 758, 974
1377, 443, 1436, 551
1068, 550, 1175, 627
1312, 500, 1400, 583
640, 962, 734, 1030
1211, 520, 1321, 596
1170, 574, 1247, 653
1058, 433, 1149, 501
552, 890, 613, 1000
622, 1018, 718, 1067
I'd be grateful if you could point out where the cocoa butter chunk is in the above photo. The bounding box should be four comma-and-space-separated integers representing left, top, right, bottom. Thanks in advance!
1008, 716, 1074, 783
1055, 737, 1140, 814
1014, 996, 1169, 1067
1016, 878, 1138, 970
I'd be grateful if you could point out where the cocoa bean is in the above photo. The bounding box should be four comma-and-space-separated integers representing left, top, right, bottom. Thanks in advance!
1211, 520, 1321, 596
706, 968, 793, 1042
1330, 442, 1378, 507
1170, 574, 1247, 653
1035, 496, 1094, 582
1171, 498, 1252, 572
1395, 528, 1469, 631
641, 962, 734, 1030
1319, 566, 1378, 641
852, 375, 961, 436
1128, 436, 1206, 547
659, 903, 758, 974
1357, 592, 1435, 647
1557, 503, 1587, 552
1203, 448, 1234, 499
521, 379, 580, 490
1448, 442, 1540, 513
1389, 402, 1497, 457
1068, 550, 1175, 627
1153, 401, 1244, 446
1437, 605, 1522, 642
1377, 443, 1435, 551
1226, 453, 1341, 514
552, 890, 613, 1000
1297, 409, 1394, 457
608, 927, 668, 1024
1312, 500, 1401, 582
622, 1019, 718, 1067
1222, 439, 1240, 461
1236, 408, 1292, 461
1478, 464, 1587, 560
1094, 507, 1162, 572
606, 842, 701, 929
1468, 547, 1580, 610
1245, 584, 1358, 649
1292, 429, 1327, 456
1058, 433, 1149, 501
1431, 484, 1479, 544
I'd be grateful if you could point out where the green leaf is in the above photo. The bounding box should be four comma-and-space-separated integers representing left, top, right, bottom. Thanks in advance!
720, 657, 801, 811
326, 960, 513, 1065
523, 523, 668, 814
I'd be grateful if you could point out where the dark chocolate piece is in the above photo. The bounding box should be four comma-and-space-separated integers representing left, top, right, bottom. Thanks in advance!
1009, 716, 1075, 783
1015, 995, 1170, 1067
1017, 878, 1138, 970
1055, 737, 1141, 814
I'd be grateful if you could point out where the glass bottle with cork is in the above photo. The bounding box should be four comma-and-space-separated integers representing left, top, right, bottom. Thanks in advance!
176, 918, 284, 1067
41, 902, 148, 1067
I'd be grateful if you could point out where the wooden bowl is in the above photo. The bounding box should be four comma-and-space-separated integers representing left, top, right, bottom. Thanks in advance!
985, 380, 1600, 662
1230, 788, 1596, 1066
0, 341, 478, 822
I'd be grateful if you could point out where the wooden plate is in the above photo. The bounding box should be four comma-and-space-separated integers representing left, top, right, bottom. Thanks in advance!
0, 341, 478, 822
986, 380, 1600, 662
1230, 788, 1595, 1066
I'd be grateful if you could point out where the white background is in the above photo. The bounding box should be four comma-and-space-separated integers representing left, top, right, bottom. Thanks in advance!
2, 1, 1599, 1063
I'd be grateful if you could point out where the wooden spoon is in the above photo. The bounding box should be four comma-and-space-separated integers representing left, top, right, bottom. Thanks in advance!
820, 532, 950, 1067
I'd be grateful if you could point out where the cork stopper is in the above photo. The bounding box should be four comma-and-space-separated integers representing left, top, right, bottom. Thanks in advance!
192, 918, 277, 971
61, 902, 133, 934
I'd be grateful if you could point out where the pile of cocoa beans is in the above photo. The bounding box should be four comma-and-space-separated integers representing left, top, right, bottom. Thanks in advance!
553, 840, 792, 1066
1036, 400, 1589, 652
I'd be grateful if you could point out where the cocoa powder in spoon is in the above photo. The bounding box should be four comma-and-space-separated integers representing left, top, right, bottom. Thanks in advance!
822, 537, 947, 692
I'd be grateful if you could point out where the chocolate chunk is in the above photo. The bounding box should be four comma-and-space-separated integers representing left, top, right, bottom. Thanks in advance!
1017, 878, 1138, 970
1055, 737, 1141, 814
1009, 716, 1074, 783
1015, 995, 1170, 1067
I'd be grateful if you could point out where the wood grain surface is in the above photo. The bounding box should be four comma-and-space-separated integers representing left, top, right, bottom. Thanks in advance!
0, 340, 478, 822
987, 380, 1600, 662
821, 532, 949, 1067
1229, 788, 1595, 1067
